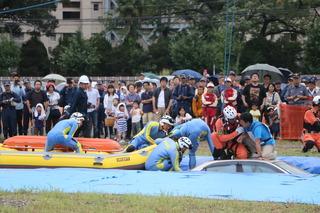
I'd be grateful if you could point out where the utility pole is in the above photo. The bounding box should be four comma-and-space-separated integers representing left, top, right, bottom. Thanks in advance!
223, 0, 236, 77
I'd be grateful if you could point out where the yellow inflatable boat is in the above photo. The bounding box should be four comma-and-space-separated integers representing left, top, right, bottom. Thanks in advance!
0, 144, 156, 170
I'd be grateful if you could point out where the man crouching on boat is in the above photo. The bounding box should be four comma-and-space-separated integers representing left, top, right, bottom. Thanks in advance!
145, 137, 192, 171
45, 112, 85, 153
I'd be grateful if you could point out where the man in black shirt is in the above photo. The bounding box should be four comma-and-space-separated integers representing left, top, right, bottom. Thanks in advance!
22, 79, 32, 135
242, 73, 266, 111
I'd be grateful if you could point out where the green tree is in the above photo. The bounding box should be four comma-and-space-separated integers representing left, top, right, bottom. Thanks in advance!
170, 30, 224, 72
56, 33, 100, 76
19, 36, 50, 76
0, 0, 59, 36
0, 36, 20, 76
147, 37, 173, 72
305, 20, 320, 73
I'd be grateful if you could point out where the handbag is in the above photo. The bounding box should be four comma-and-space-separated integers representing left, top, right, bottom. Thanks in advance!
105, 116, 115, 127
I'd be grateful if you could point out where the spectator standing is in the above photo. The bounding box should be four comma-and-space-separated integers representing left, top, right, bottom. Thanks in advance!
192, 86, 204, 118
263, 74, 272, 90
33, 103, 46, 136
59, 78, 76, 108
141, 81, 154, 125
26, 80, 49, 134
242, 73, 266, 110
11, 73, 25, 135
307, 77, 320, 97
188, 76, 196, 94
284, 73, 309, 105
274, 81, 282, 98
96, 81, 106, 137
104, 85, 119, 137
22, 79, 32, 135
261, 83, 282, 111
153, 77, 172, 121
202, 82, 218, 130
0, 80, 21, 138
119, 85, 128, 103
221, 77, 238, 108
85, 81, 100, 138
130, 101, 143, 136
69, 75, 89, 137
125, 84, 141, 138
135, 81, 143, 98
281, 75, 294, 102
116, 103, 128, 143
175, 106, 192, 125
45, 83, 61, 133
172, 75, 194, 117
249, 102, 261, 121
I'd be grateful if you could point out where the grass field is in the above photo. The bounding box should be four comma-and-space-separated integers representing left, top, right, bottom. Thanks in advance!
1, 139, 319, 212
1, 191, 320, 213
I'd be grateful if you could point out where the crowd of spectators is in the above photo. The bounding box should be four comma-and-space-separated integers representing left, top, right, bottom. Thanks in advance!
0, 71, 318, 142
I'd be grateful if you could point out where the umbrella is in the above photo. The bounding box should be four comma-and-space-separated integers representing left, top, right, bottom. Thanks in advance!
56, 82, 66, 92
142, 72, 160, 80
171, 69, 203, 80
241, 64, 283, 82
42, 74, 66, 84
278, 68, 293, 83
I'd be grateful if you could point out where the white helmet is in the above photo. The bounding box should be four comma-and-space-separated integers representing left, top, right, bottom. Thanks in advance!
178, 137, 193, 149
159, 115, 175, 126
70, 112, 85, 124
313, 96, 320, 105
79, 75, 90, 84
64, 105, 71, 112
223, 105, 237, 120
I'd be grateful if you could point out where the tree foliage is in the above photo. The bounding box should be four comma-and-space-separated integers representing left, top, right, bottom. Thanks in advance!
305, 19, 320, 73
0, 36, 21, 76
19, 36, 50, 76
55, 33, 101, 76
0, 0, 59, 36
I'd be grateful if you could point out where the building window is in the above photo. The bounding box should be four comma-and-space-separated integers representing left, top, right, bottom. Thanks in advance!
49, 34, 56, 41
63, 11, 80, 20
62, 2, 80, 8
93, 3, 99, 11
110, 32, 115, 41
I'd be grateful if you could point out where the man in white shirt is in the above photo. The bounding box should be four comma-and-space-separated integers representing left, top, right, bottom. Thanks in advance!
85, 81, 100, 138
153, 77, 172, 121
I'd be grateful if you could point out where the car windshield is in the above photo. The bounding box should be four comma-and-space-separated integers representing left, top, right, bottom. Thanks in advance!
273, 161, 309, 175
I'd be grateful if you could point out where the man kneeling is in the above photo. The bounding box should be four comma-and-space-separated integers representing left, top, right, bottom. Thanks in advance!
45, 112, 85, 153
145, 137, 192, 171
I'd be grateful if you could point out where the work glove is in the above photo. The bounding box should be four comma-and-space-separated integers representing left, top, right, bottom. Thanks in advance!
236, 127, 245, 135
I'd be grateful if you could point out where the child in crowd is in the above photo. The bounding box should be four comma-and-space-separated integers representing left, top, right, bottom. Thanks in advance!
115, 103, 128, 143
249, 102, 261, 121
175, 106, 192, 125
267, 106, 280, 139
33, 103, 46, 136
130, 101, 143, 137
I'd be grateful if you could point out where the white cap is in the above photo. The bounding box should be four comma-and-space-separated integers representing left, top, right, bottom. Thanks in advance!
207, 82, 214, 88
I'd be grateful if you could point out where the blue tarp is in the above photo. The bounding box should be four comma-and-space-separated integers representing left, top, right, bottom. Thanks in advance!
0, 168, 319, 204
0, 156, 320, 204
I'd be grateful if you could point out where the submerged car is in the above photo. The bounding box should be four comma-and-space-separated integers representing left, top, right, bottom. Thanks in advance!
191, 159, 309, 175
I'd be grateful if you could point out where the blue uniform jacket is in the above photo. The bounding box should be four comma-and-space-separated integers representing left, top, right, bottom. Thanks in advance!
47, 119, 78, 141
169, 118, 214, 154
130, 121, 167, 148
145, 138, 181, 171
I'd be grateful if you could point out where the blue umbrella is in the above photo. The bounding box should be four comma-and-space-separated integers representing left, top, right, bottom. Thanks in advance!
172, 69, 203, 80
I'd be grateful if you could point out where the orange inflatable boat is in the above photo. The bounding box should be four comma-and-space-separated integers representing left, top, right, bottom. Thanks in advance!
2, 136, 122, 153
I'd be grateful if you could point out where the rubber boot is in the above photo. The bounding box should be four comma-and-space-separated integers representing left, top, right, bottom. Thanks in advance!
302, 140, 315, 153
124, 144, 136, 153
212, 149, 223, 160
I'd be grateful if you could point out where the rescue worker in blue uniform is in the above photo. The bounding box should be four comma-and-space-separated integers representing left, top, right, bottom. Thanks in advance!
125, 115, 175, 152
239, 112, 277, 160
45, 112, 85, 153
145, 137, 192, 171
0, 80, 21, 139
169, 118, 214, 169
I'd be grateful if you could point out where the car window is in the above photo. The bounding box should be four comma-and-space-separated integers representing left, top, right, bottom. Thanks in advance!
241, 162, 281, 173
273, 161, 308, 175
204, 163, 236, 173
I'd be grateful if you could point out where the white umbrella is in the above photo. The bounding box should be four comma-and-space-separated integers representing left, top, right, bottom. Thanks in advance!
241, 64, 283, 82
42, 74, 66, 84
